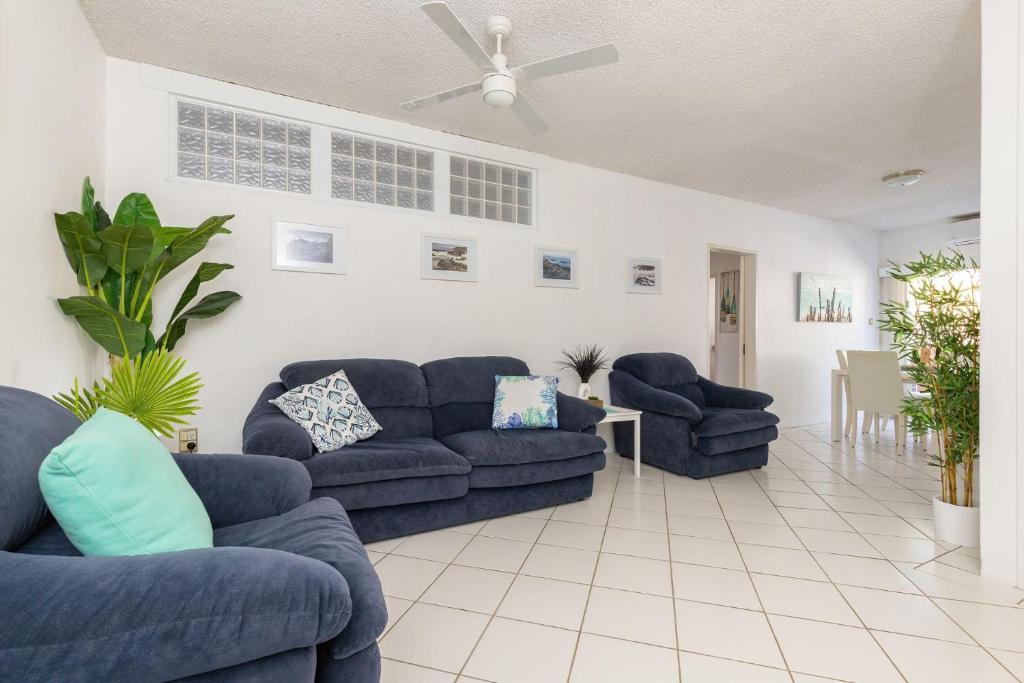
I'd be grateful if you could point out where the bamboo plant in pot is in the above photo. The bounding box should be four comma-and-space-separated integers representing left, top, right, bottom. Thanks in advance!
557, 344, 610, 399
879, 251, 979, 546
52, 177, 241, 436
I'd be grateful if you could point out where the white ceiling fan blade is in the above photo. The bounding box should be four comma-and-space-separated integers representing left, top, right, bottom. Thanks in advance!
511, 94, 549, 135
400, 81, 482, 111
513, 43, 619, 81
420, 2, 495, 71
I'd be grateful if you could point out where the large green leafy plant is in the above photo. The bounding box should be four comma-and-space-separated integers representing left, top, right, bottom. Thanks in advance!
53, 177, 241, 435
879, 251, 979, 507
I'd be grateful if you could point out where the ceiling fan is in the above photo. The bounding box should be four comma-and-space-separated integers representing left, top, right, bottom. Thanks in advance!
399, 1, 619, 135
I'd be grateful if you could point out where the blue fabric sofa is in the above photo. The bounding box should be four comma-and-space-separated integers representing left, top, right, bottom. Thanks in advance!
608, 352, 779, 478
0, 386, 386, 683
244, 356, 607, 542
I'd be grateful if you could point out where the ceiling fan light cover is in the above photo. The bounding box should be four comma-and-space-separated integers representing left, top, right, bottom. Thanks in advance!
482, 72, 516, 107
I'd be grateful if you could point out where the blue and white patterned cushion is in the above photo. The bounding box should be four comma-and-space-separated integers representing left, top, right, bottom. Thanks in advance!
270, 370, 382, 452
492, 375, 559, 430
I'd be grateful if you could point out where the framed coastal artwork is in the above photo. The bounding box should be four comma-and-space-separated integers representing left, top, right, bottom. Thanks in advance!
421, 234, 478, 282
717, 270, 739, 333
534, 247, 579, 288
272, 221, 347, 274
798, 272, 853, 322
626, 257, 662, 294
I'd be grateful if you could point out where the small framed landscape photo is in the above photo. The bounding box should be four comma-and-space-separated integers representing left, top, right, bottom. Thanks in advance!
626, 257, 662, 294
273, 221, 347, 275
421, 234, 478, 282
534, 246, 579, 288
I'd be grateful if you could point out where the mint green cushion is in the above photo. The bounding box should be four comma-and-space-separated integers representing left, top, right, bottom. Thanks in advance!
38, 408, 213, 556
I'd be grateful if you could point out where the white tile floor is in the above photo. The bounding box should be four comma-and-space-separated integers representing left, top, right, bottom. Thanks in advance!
367, 425, 1024, 682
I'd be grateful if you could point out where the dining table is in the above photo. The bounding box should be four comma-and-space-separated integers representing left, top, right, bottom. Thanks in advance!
830, 368, 918, 442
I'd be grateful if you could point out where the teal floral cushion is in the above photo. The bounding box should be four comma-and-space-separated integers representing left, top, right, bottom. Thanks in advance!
492, 375, 559, 429
271, 370, 382, 451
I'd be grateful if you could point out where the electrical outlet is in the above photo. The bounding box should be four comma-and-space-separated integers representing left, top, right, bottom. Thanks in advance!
178, 427, 198, 454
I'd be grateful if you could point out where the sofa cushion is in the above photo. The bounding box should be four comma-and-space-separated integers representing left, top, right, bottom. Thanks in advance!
315, 474, 469, 511
271, 370, 383, 452
492, 375, 559, 430
470, 452, 606, 488
696, 425, 779, 456
443, 429, 606, 467
696, 407, 780, 437
215, 497, 387, 660
0, 387, 81, 551
303, 437, 470, 488
422, 356, 530, 438
612, 352, 698, 387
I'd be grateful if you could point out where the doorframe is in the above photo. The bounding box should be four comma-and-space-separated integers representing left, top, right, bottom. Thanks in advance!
707, 244, 758, 389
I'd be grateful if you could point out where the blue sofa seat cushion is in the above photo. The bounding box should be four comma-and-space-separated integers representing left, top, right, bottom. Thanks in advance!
302, 437, 470, 488
215, 497, 387, 660
443, 429, 606, 467
696, 407, 780, 437
315, 474, 470, 511
469, 452, 606, 488
696, 425, 779, 457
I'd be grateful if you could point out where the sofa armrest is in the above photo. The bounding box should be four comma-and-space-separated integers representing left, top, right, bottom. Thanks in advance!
0, 547, 350, 681
697, 376, 774, 410
172, 453, 312, 528
609, 370, 703, 426
556, 392, 605, 432
243, 382, 315, 461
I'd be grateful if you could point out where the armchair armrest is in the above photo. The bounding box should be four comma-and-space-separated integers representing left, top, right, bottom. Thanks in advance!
172, 453, 311, 528
556, 392, 605, 432
609, 371, 703, 426
243, 382, 315, 461
0, 546, 350, 681
697, 376, 774, 410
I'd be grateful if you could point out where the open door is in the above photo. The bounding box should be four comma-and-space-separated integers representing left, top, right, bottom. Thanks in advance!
709, 247, 757, 388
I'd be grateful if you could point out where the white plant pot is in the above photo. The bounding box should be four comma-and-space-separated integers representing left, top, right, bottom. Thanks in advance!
576, 382, 591, 399
932, 496, 980, 547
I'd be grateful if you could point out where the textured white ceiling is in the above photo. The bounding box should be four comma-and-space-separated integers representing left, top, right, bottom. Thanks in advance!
79, 0, 980, 230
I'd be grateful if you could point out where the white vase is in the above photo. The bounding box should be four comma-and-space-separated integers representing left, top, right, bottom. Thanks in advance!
932, 496, 980, 547
576, 382, 591, 399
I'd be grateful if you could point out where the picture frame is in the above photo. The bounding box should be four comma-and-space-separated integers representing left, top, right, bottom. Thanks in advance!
717, 270, 740, 333
272, 221, 347, 275
626, 257, 662, 294
797, 271, 853, 322
421, 233, 478, 282
534, 246, 579, 288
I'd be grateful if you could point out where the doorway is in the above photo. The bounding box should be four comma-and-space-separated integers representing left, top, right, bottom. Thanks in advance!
708, 247, 757, 388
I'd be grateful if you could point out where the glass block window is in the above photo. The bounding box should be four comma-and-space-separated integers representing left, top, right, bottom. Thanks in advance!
449, 155, 533, 225
175, 100, 311, 194
331, 131, 435, 211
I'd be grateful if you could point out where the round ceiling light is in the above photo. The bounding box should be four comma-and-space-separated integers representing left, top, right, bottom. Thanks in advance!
882, 170, 925, 188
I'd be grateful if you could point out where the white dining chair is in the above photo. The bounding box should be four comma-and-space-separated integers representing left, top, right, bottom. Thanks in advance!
846, 350, 907, 454
835, 350, 856, 437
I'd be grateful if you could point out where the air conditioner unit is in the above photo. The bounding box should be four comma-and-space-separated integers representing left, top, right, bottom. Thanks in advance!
947, 237, 980, 248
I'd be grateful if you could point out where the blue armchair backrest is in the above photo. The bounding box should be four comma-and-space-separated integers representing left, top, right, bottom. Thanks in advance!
0, 386, 80, 550
421, 356, 530, 439
279, 359, 433, 439
612, 353, 706, 409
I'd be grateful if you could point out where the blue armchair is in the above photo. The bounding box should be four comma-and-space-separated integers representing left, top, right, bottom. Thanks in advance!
0, 386, 386, 683
608, 353, 779, 478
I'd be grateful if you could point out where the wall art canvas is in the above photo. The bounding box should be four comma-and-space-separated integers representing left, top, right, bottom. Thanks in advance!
273, 221, 347, 274
798, 272, 853, 322
534, 247, 579, 288
626, 257, 662, 294
421, 234, 478, 282
718, 270, 739, 333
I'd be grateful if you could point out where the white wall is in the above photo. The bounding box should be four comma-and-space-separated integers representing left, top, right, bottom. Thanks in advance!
0, 2, 106, 394
102, 59, 881, 452
978, 0, 1024, 587
879, 218, 980, 267
709, 251, 741, 386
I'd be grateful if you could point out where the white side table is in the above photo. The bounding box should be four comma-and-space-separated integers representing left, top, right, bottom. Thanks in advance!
599, 406, 643, 477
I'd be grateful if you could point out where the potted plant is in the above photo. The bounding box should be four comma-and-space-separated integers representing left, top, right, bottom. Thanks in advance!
879, 251, 979, 545
52, 177, 241, 435
556, 344, 610, 399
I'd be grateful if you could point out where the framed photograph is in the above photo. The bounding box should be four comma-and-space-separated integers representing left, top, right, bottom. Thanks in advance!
421, 234, 478, 282
626, 257, 662, 294
534, 246, 579, 288
798, 272, 853, 322
272, 221, 347, 274
717, 270, 740, 333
